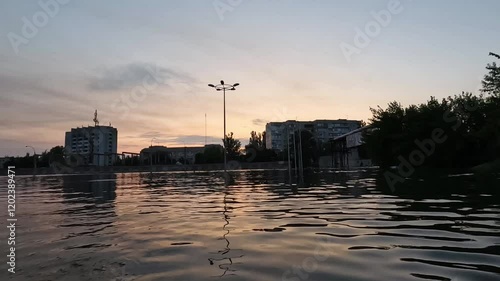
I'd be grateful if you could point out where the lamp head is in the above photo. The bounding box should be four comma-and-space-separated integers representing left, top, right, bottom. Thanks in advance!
220, 80, 224, 85
233, 83, 240, 87
208, 84, 215, 88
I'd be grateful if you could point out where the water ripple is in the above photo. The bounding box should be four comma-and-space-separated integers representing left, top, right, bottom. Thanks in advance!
1, 170, 499, 281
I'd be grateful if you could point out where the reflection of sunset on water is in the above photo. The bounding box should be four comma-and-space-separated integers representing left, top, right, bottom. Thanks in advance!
3, 170, 499, 280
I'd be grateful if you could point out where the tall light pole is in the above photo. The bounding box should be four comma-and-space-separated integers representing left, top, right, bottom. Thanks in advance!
208, 81, 239, 174
25, 145, 37, 169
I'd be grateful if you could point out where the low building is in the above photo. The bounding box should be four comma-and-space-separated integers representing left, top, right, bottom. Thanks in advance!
139, 145, 213, 165
140, 146, 171, 165
320, 126, 373, 168
167, 146, 205, 164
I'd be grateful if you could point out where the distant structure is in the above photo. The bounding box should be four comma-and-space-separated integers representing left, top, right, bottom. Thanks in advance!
320, 126, 373, 169
265, 119, 362, 151
64, 110, 118, 166
168, 146, 205, 164
140, 145, 208, 165
140, 146, 171, 165
93, 109, 99, 126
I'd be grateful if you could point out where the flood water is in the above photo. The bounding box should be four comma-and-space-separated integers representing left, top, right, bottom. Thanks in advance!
2, 170, 500, 281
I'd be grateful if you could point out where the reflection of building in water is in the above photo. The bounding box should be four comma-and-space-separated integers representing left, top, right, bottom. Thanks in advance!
59, 175, 117, 244
62, 174, 117, 203
208, 190, 244, 277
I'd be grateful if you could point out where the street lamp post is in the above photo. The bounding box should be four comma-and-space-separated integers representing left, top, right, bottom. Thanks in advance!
25, 145, 37, 169
208, 80, 239, 174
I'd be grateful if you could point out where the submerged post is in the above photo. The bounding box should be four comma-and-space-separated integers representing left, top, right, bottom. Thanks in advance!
287, 125, 292, 183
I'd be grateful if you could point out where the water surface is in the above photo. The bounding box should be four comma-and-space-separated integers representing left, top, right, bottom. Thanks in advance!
2, 170, 499, 281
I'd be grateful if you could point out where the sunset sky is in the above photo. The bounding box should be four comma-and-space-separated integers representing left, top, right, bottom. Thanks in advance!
1, 0, 499, 156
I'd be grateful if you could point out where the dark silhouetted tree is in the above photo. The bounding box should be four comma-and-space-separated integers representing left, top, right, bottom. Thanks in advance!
203, 145, 224, 163
244, 130, 277, 162
364, 92, 499, 169
223, 132, 241, 160
248, 131, 264, 149
482, 52, 500, 95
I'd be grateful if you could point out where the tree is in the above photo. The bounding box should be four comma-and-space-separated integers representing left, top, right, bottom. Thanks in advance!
363, 92, 500, 170
245, 144, 276, 163
262, 131, 267, 149
482, 52, 500, 95
203, 145, 224, 163
249, 131, 263, 149
195, 152, 206, 164
48, 146, 65, 166
244, 131, 276, 162
3, 157, 15, 169
223, 132, 241, 160
3, 145, 67, 169
3, 153, 36, 168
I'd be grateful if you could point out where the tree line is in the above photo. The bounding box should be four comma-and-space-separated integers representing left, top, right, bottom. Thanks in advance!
6, 53, 497, 171
363, 53, 500, 172
2, 146, 65, 169
194, 131, 279, 164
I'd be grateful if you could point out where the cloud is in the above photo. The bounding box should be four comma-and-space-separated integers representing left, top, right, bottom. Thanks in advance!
171, 135, 221, 145
136, 131, 170, 139
0, 74, 96, 129
127, 133, 221, 146
252, 118, 268, 126
87, 62, 198, 91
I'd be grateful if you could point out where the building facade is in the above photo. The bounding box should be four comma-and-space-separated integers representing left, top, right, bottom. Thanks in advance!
140, 145, 211, 165
265, 119, 362, 151
326, 126, 373, 168
265, 122, 286, 151
64, 125, 118, 166
167, 146, 205, 164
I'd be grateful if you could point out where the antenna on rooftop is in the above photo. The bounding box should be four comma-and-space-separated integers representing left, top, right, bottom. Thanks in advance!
93, 110, 99, 126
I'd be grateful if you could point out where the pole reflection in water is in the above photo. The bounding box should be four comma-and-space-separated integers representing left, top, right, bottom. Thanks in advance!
208, 188, 244, 277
